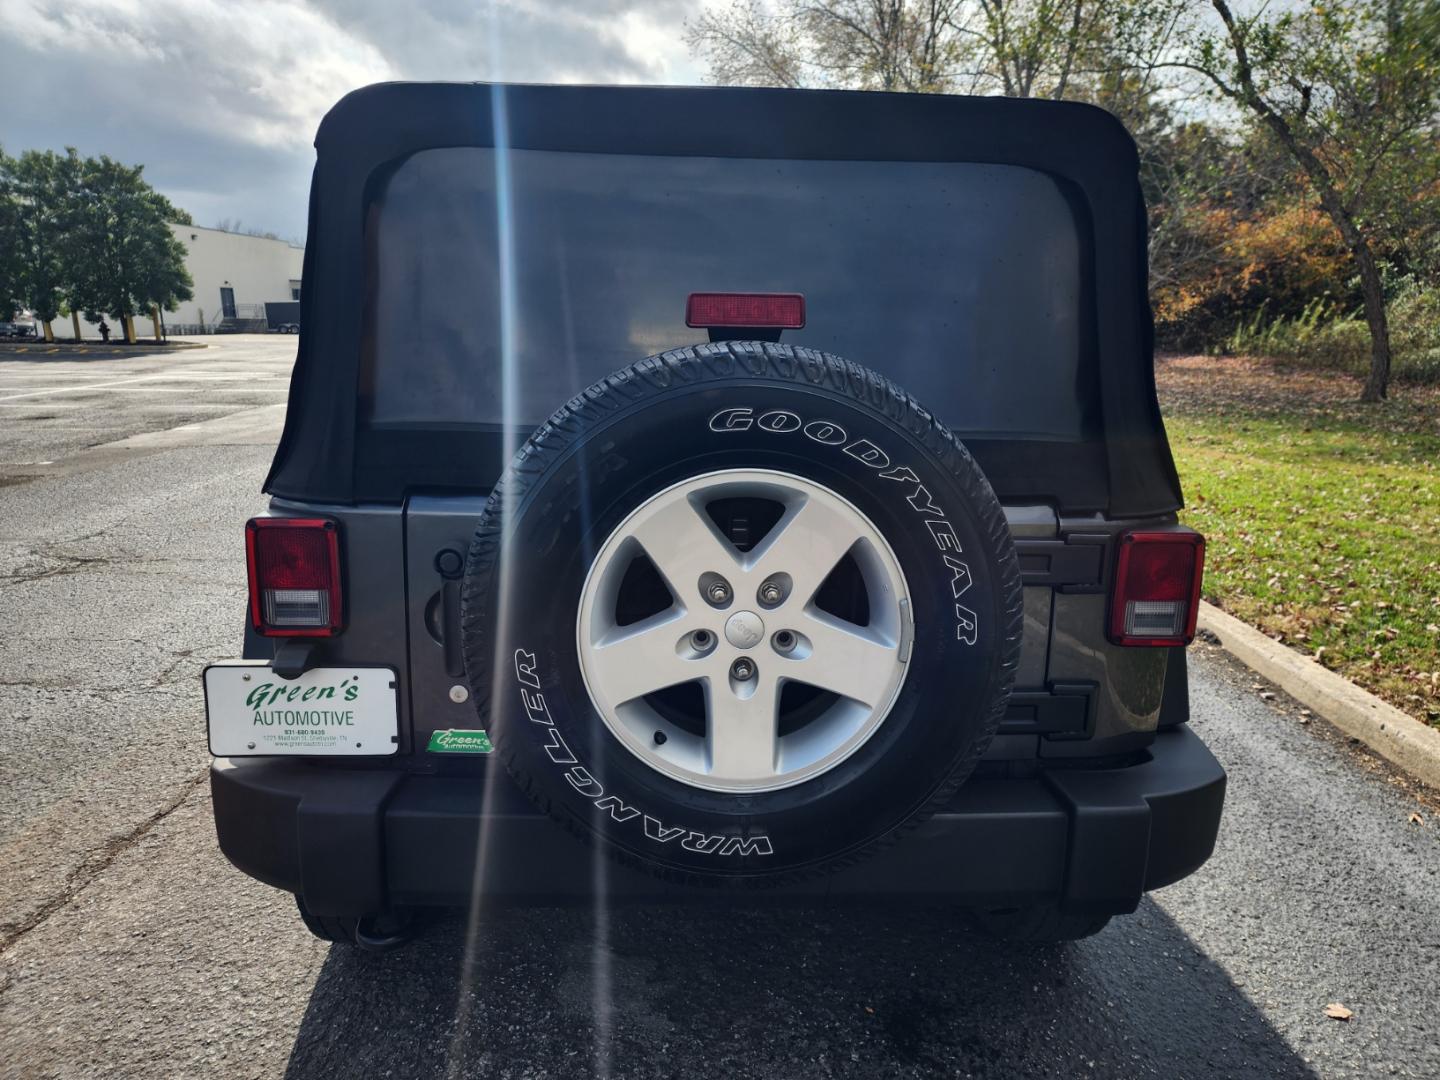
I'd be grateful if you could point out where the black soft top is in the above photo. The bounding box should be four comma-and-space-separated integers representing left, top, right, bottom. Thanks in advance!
265, 81, 1180, 518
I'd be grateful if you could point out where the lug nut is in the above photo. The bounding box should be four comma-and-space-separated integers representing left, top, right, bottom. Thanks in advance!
773, 630, 796, 654
731, 658, 755, 681
759, 582, 783, 605
691, 629, 713, 649
707, 581, 732, 605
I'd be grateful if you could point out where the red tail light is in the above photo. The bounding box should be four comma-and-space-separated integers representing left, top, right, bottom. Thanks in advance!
245, 518, 342, 637
1108, 530, 1204, 646
686, 292, 806, 329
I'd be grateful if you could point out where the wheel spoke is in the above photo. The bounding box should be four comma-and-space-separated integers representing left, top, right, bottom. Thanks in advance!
586, 613, 695, 705
792, 613, 899, 707
706, 672, 781, 780
753, 495, 867, 605
627, 493, 743, 604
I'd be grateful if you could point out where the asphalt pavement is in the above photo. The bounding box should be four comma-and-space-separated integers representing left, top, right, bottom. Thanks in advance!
1, 336, 1437, 1079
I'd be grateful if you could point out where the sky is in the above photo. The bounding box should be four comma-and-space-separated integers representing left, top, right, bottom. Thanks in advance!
1, 0, 707, 241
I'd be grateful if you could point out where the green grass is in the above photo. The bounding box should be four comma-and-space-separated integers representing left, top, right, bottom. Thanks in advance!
1160, 357, 1440, 726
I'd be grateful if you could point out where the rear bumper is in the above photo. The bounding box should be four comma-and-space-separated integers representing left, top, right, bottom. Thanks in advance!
211, 724, 1225, 917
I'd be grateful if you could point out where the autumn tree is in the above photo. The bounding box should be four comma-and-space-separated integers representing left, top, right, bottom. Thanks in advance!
1186, 0, 1440, 400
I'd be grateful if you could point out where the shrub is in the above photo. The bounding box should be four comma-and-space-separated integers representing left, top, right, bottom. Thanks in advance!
1154, 202, 1355, 351
1226, 283, 1440, 384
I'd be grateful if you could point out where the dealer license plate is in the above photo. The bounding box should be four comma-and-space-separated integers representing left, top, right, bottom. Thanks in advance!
204, 662, 399, 757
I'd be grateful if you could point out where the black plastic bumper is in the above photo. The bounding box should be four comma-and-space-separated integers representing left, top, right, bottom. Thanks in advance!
211, 724, 1225, 918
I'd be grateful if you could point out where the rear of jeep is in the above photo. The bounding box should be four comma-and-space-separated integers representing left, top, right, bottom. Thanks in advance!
206, 82, 1224, 947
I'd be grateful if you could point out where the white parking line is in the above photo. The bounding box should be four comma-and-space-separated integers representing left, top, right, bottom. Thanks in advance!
0, 386, 289, 400
0, 373, 195, 402
0, 370, 291, 402
0, 373, 285, 382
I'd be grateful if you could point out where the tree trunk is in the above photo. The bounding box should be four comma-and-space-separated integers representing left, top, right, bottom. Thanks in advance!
123, 314, 136, 344
43, 321, 55, 343
1315, 189, 1392, 400
150, 305, 162, 342
71, 311, 81, 341
1353, 238, 1392, 401
1054, 0, 1084, 99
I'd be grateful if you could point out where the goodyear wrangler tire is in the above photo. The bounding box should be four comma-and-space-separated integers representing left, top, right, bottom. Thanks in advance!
461, 342, 1023, 885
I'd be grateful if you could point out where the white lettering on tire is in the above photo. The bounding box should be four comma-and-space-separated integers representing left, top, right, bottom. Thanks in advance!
513, 649, 773, 857
709, 406, 980, 646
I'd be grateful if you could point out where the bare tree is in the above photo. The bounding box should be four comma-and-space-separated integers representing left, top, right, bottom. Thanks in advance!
687, 1, 966, 91
687, 0, 1186, 99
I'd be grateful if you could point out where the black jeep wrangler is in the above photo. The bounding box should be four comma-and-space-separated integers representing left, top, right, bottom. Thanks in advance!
205, 82, 1224, 947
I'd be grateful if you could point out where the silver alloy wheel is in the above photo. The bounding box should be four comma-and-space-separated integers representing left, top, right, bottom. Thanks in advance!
576, 468, 913, 794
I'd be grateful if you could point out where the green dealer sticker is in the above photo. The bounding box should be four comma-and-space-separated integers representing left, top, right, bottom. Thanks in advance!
427, 729, 494, 754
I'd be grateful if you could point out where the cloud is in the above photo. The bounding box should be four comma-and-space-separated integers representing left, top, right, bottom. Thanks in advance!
0, 0, 702, 238
310, 0, 701, 84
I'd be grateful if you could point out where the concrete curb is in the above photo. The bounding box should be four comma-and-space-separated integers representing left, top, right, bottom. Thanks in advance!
1198, 602, 1440, 790
0, 340, 206, 354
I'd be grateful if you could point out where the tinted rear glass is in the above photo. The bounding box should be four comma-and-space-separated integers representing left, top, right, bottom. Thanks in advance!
365, 148, 1096, 439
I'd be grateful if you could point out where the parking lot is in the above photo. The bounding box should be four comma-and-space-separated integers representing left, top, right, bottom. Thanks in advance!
1, 336, 1438, 1079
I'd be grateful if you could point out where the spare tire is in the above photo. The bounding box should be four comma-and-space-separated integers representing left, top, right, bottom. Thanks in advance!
461, 342, 1022, 886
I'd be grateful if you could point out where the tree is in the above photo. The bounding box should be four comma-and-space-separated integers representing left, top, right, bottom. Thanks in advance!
686, 1, 1190, 99
69, 155, 192, 344
1186, 0, 1440, 400
213, 217, 281, 241
0, 150, 23, 321
686, 1, 961, 91
2, 149, 79, 341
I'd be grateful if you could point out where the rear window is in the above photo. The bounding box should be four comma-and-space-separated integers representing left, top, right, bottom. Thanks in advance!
363, 148, 1097, 440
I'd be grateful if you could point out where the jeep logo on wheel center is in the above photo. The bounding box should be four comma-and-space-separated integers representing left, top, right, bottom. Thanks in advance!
724, 610, 765, 649
709, 406, 980, 646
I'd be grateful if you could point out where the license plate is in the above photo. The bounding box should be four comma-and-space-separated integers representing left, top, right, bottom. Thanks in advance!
204, 663, 399, 757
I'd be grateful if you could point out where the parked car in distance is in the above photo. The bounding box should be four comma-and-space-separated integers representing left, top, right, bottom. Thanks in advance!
0, 321, 37, 339
205, 81, 1225, 951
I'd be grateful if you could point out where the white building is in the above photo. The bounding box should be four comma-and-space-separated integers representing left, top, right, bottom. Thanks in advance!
62, 223, 303, 339
167, 223, 304, 332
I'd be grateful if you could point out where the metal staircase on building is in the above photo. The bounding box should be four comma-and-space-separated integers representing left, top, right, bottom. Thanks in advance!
216, 317, 270, 334
216, 302, 269, 334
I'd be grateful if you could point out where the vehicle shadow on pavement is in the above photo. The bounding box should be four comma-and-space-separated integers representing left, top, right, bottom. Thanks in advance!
282, 896, 1315, 1079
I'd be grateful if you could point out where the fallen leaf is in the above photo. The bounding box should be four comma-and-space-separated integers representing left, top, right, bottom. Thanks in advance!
1410, 812, 1424, 826
1325, 1003, 1353, 1021
864, 1006, 875, 1015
